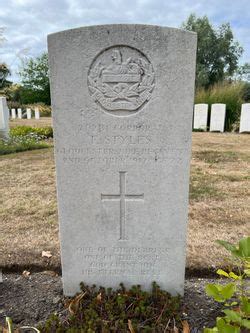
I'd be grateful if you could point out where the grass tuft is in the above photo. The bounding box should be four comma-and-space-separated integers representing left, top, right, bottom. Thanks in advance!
195, 82, 244, 131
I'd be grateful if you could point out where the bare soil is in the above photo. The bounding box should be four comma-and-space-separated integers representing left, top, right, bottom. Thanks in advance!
0, 272, 223, 332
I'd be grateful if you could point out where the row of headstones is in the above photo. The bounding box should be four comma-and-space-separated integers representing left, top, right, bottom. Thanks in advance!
10, 107, 40, 120
193, 103, 250, 133
0, 97, 42, 138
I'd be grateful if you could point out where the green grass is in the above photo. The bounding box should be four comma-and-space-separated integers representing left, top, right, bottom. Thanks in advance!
10, 125, 53, 138
0, 139, 49, 155
0, 137, 50, 155
0, 125, 53, 155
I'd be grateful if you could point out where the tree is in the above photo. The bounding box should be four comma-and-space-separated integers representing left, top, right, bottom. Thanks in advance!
0, 28, 12, 89
236, 62, 250, 82
18, 52, 50, 105
181, 14, 243, 88
0, 63, 12, 89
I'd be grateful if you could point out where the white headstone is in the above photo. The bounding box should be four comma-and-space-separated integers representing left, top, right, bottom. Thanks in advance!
0, 97, 9, 139
26, 108, 32, 119
48, 25, 197, 296
239, 103, 250, 133
11, 108, 16, 119
193, 104, 208, 131
34, 107, 40, 119
17, 108, 22, 119
210, 103, 226, 132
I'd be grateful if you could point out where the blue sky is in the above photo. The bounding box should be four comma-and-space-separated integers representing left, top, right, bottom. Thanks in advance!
0, 0, 249, 82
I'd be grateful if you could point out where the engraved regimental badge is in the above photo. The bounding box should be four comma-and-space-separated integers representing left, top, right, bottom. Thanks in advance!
88, 46, 155, 115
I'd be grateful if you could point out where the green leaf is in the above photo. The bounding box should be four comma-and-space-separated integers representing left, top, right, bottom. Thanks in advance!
230, 237, 250, 259
217, 269, 229, 277
216, 240, 237, 253
243, 269, 250, 276
223, 309, 242, 324
228, 272, 240, 280
242, 319, 250, 329
216, 317, 226, 330
204, 328, 218, 333
205, 283, 235, 302
241, 297, 250, 315
220, 283, 236, 300
206, 284, 225, 302
216, 318, 240, 333
238, 237, 250, 258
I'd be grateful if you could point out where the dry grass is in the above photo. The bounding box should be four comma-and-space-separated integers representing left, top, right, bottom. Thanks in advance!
9, 117, 52, 128
188, 133, 250, 269
0, 149, 60, 268
0, 132, 249, 271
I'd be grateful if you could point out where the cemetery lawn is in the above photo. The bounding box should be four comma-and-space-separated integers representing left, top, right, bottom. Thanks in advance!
0, 132, 249, 272
9, 117, 52, 128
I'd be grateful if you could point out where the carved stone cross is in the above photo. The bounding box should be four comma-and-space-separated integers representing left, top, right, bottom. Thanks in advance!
101, 171, 144, 240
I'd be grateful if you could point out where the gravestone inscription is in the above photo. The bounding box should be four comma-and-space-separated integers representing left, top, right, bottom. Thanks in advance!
48, 24, 197, 296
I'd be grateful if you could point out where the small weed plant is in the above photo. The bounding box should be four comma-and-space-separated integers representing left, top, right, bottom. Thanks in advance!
40, 282, 182, 332
204, 236, 250, 333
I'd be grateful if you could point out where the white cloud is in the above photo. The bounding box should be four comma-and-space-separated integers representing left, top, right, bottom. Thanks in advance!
0, 0, 249, 81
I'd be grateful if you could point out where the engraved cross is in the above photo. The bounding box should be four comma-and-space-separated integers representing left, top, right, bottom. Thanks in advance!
101, 171, 144, 241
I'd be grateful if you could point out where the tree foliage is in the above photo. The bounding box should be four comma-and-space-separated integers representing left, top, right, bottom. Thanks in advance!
0, 28, 12, 89
0, 63, 11, 89
182, 14, 243, 88
18, 52, 50, 105
236, 62, 250, 82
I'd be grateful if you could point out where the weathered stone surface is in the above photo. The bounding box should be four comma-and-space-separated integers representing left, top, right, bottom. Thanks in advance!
11, 108, 16, 119
210, 103, 226, 132
0, 97, 9, 139
239, 103, 250, 133
27, 108, 31, 119
35, 107, 40, 119
193, 104, 208, 131
17, 108, 22, 119
48, 24, 197, 296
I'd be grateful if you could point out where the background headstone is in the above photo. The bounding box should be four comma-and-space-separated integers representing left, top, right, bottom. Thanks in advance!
0, 97, 9, 139
26, 108, 32, 119
210, 103, 226, 132
193, 103, 208, 131
17, 108, 22, 119
239, 103, 250, 133
11, 108, 16, 119
48, 24, 197, 296
35, 107, 40, 119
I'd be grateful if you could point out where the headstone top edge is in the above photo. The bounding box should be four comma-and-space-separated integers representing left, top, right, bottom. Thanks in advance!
47, 24, 197, 41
